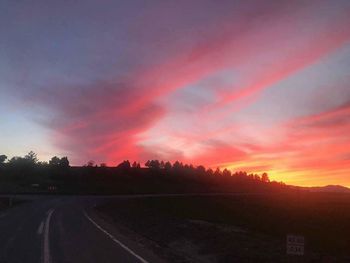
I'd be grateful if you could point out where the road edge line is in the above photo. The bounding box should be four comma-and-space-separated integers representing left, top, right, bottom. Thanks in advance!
37, 220, 44, 235
84, 211, 149, 263
43, 209, 54, 263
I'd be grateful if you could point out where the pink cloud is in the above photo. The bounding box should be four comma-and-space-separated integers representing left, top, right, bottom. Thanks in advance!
20, 1, 350, 177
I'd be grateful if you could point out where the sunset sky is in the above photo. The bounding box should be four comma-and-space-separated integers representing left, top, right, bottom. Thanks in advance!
1, 0, 350, 186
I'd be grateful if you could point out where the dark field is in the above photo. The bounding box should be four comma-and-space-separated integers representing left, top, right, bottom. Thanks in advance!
0, 198, 10, 211
0, 197, 21, 211
96, 193, 350, 262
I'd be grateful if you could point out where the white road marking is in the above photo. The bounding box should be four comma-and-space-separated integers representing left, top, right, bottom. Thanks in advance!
43, 209, 54, 263
84, 211, 149, 263
37, 220, 44, 235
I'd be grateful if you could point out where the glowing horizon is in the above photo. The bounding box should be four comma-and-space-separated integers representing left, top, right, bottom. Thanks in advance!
1, 0, 350, 187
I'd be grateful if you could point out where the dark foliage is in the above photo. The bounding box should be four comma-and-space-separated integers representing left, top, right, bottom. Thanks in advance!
0, 153, 285, 194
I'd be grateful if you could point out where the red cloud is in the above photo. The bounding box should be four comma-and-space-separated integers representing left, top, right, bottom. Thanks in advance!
21, 1, 350, 175
35, 82, 165, 164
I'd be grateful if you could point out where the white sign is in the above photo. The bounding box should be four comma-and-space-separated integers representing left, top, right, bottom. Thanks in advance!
286, 234, 305, 256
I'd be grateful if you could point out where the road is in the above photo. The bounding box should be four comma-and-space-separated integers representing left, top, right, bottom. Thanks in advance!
0, 196, 162, 263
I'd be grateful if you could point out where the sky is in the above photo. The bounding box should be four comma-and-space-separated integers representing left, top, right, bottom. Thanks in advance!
1, 0, 350, 186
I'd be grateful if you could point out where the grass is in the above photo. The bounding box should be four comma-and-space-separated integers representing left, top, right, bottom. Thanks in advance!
97, 192, 350, 262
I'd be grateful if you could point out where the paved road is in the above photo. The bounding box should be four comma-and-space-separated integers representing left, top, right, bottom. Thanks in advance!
0, 196, 160, 263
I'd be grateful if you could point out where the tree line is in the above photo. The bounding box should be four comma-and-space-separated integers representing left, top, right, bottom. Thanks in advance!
0, 152, 69, 168
0, 151, 286, 194
0, 152, 273, 183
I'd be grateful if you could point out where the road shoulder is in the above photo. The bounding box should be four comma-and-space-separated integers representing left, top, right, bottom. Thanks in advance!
85, 206, 166, 263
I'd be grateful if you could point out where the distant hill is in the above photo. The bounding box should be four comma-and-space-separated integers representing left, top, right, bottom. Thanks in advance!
300, 185, 350, 193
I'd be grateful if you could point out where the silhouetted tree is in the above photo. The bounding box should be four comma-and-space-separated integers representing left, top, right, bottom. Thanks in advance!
25, 151, 38, 164
261, 173, 270, 183
145, 160, 160, 170
60, 157, 70, 168
0, 150, 282, 195
0, 155, 7, 164
196, 165, 206, 176
132, 161, 141, 169
86, 160, 95, 167
222, 168, 232, 177
173, 161, 183, 171
7, 154, 37, 178
206, 168, 214, 176
9, 155, 36, 168
8, 157, 22, 166
214, 167, 222, 176
116, 160, 131, 170
49, 156, 61, 166
37, 161, 49, 167
48, 156, 70, 179
164, 161, 172, 171
248, 174, 255, 180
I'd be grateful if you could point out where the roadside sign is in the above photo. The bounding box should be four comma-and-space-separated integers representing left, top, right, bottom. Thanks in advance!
286, 234, 305, 256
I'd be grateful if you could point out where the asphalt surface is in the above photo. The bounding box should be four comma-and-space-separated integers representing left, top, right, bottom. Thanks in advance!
0, 196, 160, 263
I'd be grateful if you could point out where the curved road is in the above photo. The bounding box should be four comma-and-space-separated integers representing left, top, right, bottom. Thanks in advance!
0, 196, 162, 263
